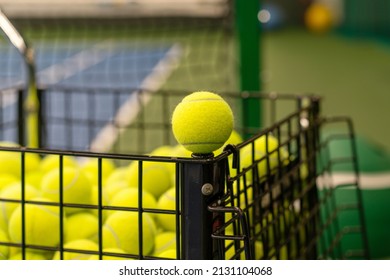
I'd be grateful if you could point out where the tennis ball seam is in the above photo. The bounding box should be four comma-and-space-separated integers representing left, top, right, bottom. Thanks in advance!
43, 169, 81, 194
182, 98, 222, 103
104, 223, 121, 249
180, 140, 225, 145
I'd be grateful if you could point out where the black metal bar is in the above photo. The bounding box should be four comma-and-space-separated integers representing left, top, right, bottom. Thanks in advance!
17, 89, 25, 146
37, 88, 44, 148
97, 158, 103, 260
345, 118, 370, 259
59, 155, 64, 260
181, 154, 225, 259
21, 151, 26, 259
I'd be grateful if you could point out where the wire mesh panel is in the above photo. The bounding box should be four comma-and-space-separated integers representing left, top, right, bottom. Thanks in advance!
209, 107, 369, 260
0, 90, 370, 260
0, 0, 237, 93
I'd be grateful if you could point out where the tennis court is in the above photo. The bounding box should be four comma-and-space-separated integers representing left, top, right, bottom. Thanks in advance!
1, 40, 183, 151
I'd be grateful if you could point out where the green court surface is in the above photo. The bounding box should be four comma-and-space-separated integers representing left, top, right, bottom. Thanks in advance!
262, 28, 390, 152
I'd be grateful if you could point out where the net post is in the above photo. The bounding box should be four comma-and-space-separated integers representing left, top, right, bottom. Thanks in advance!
299, 96, 322, 259
235, 0, 262, 138
181, 154, 225, 259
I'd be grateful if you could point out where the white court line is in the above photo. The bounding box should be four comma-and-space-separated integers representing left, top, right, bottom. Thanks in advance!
38, 41, 115, 85
316, 171, 390, 190
0, 41, 114, 106
89, 43, 182, 153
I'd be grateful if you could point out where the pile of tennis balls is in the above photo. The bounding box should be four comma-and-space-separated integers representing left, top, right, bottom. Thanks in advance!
0, 91, 292, 260
0, 141, 182, 260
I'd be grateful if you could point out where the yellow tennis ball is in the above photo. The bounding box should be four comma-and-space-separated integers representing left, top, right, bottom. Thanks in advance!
153, 231, 176, 256
65, 212, 99, 242
233, 134, 289, 180
0, 182, 39, 232
105, 166, 130, 187
103, 211, 156, 255
127, 160, 173, 199
149, 145, 175, 156
157, 249, 177, 259
0, 174, 19, 193
88, 247, 131, 260
156, 187, 176, 232
304, 3, 334, 34
172, 91, 234, 154
215, 129, 244, 155
0, 142, 42, 177
80, 158, 116, 186
53, 239, 98, 260
109, 188, 157, 212
41, 167, 93, 214
254, 240, 264, 259
102, 181, 129, 204
149, 145, 177, 176
171, 144, 192, 158
0, 155, 20, 178
100, 187, 156, 222
8, 197, 64, 248
224, 227, 263, 260
25, 170, 45, 190
40, 155, 78, 174
9, 251, 48, 260
0, 228, 10, 260
24, 153, 41, 173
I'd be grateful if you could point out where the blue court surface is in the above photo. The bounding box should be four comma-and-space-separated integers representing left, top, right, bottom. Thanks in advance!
0, 41, 181, 151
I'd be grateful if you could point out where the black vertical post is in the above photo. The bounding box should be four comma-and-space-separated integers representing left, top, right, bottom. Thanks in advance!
181, 155, 226, 259
17, 89, 25, 146
305, 97, 321, 259
37, 88, 44, 148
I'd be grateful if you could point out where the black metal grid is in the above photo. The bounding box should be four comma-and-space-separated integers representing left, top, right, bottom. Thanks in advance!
0, 88, 369, 260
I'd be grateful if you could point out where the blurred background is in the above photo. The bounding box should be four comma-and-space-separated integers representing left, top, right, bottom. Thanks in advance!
259, 0, 390, 154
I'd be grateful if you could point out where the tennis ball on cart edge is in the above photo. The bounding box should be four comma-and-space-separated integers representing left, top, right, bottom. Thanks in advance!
53, 239, 99, 260
40, 166, 93, 214
0, 228, 10, 260
8, 197, 65, 248
156, 187, 176, 232
103, 211, 156, 256
171, 91, 234, 154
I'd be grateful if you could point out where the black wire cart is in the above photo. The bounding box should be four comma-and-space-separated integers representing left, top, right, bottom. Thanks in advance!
0, 87, 369, 260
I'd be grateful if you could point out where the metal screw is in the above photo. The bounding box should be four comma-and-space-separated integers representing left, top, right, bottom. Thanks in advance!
201, 183, 214, 196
